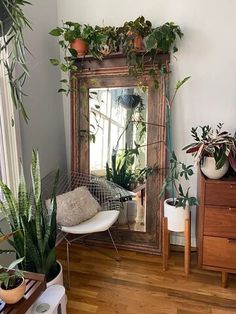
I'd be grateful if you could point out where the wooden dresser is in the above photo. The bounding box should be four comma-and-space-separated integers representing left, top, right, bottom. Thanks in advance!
197, 171, 236, 287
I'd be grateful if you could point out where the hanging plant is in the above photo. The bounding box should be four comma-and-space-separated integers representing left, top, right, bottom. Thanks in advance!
0, 0, 12, 37
0, 0, 32, 123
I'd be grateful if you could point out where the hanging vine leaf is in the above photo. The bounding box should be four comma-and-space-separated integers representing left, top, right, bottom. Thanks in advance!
0, 0, 32, 123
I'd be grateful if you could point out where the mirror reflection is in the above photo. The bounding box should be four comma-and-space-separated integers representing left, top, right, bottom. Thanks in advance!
89, 87, 148, 232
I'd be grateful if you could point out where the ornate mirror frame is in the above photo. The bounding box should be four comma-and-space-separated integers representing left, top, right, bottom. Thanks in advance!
70, 53, 169, 254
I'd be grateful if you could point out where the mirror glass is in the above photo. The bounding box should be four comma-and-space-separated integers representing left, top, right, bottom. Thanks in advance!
89, 87, 148, 232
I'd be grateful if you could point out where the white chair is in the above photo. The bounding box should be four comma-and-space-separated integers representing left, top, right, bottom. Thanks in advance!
42, 171, 126, 288
60, 210, 120, 288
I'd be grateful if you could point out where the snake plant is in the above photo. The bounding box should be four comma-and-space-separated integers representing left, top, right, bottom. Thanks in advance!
0, 151, 59, 282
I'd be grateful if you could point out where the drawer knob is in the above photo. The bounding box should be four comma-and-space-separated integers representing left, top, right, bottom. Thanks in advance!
229, 207, 232, 211
230, 185, 234, 189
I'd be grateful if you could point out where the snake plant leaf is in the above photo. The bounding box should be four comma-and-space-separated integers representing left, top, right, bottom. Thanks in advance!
18, 164, 30, 217
45, 247, 57, 277
0, 181, 19, 228
31, 150, 41, 203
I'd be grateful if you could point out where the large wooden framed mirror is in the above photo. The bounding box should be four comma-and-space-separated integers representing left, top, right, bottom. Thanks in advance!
71, 53, 169, 253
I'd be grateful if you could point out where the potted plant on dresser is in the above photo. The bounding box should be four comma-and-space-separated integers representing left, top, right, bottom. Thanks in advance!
160, 151, 198, 232
0, 151, 62, 287
0, 257, 25, 304
183, 123, 236, 179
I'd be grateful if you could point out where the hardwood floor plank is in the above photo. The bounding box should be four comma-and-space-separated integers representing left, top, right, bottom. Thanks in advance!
57, 242, 236, 314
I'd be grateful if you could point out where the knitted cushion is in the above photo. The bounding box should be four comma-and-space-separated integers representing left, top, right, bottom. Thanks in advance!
46, 186, 101, 227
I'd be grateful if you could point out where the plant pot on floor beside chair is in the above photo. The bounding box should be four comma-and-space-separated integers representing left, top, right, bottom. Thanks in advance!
200, 156, 229, 180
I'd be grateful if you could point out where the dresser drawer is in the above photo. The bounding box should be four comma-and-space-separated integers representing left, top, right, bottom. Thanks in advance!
204, 206, 236, 238
203, 236, 236, 270
205, 182, 236, 207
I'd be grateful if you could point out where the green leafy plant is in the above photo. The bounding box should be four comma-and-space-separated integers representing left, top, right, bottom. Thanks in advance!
160, 151, 198, 208
122, 16, 152, 38
106, 148, 136, 190
49, 18, 184, 94
0, 257, 24, 289
0, 0, 32, 123
146, 22, 183, 53
0, 151, 59, 282
183, 123, 236, 171
93, 25, 119, 56
106, 147, 154, 190
49, 22, 104, 94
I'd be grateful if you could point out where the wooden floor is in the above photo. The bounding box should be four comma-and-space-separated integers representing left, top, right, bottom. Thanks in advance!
57, 242, 236, 314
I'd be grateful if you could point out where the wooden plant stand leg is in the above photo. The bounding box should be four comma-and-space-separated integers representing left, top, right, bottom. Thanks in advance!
167, 231, 170, 259
222, 272, 228, 288
162, 217, 169, 271
184, 217, 191, 275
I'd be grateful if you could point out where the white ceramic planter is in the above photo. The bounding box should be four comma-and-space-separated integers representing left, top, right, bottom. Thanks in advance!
126, 200, 137, 223
164, 198, 190, 232
118, 205, 128, 225
47, 260, 63, 287
201, 156, 229, 179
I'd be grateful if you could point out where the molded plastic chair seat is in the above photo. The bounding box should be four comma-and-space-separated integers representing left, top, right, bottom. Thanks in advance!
61, 210, 120, 234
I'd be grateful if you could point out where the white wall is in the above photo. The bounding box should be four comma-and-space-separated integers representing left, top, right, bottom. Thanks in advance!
56, 0, 236, 245
20, 0, 67, 180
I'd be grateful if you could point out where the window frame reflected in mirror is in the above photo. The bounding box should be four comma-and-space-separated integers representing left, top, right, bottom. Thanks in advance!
89, 86, 148, 233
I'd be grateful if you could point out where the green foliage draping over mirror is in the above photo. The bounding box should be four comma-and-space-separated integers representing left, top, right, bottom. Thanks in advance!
0, 0, 32, 123
49, 16, 183, 95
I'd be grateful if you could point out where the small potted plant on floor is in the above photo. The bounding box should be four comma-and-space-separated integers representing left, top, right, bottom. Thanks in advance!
183, 123, 236, 179
0, 257, 25, 304
160, 152, 198, 232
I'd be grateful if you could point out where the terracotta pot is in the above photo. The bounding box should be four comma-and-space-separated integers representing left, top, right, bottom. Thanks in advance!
0, 278, 26, 304
133, 34, 143, 50
201, 156, 229, 179
164, 198, 190, 232
70, 39, 88, 56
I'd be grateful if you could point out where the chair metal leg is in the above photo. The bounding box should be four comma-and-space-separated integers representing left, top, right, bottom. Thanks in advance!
108, 229, 121, 261
66, 240, 71, 289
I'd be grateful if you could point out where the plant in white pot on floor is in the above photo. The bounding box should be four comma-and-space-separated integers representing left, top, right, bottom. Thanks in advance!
160, 152, 198, 232
0, 257, 25, 304
0, 151, 62, 287
183, 123, 236, 179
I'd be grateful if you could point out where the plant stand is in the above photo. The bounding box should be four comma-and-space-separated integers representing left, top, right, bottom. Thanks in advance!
162, 216, 191, 274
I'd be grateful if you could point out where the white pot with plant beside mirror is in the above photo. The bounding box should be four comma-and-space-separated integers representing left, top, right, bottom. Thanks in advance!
161, 152, 198, 232
0, 257, 26, 304
183, 123, 236, 180
160, 152, 198, 275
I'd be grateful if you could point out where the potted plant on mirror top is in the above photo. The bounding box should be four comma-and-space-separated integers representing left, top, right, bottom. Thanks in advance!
160, 152, 198, 232
183, 123, 236, 179
0, 151, 61, 287
0, 257, 25, 304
